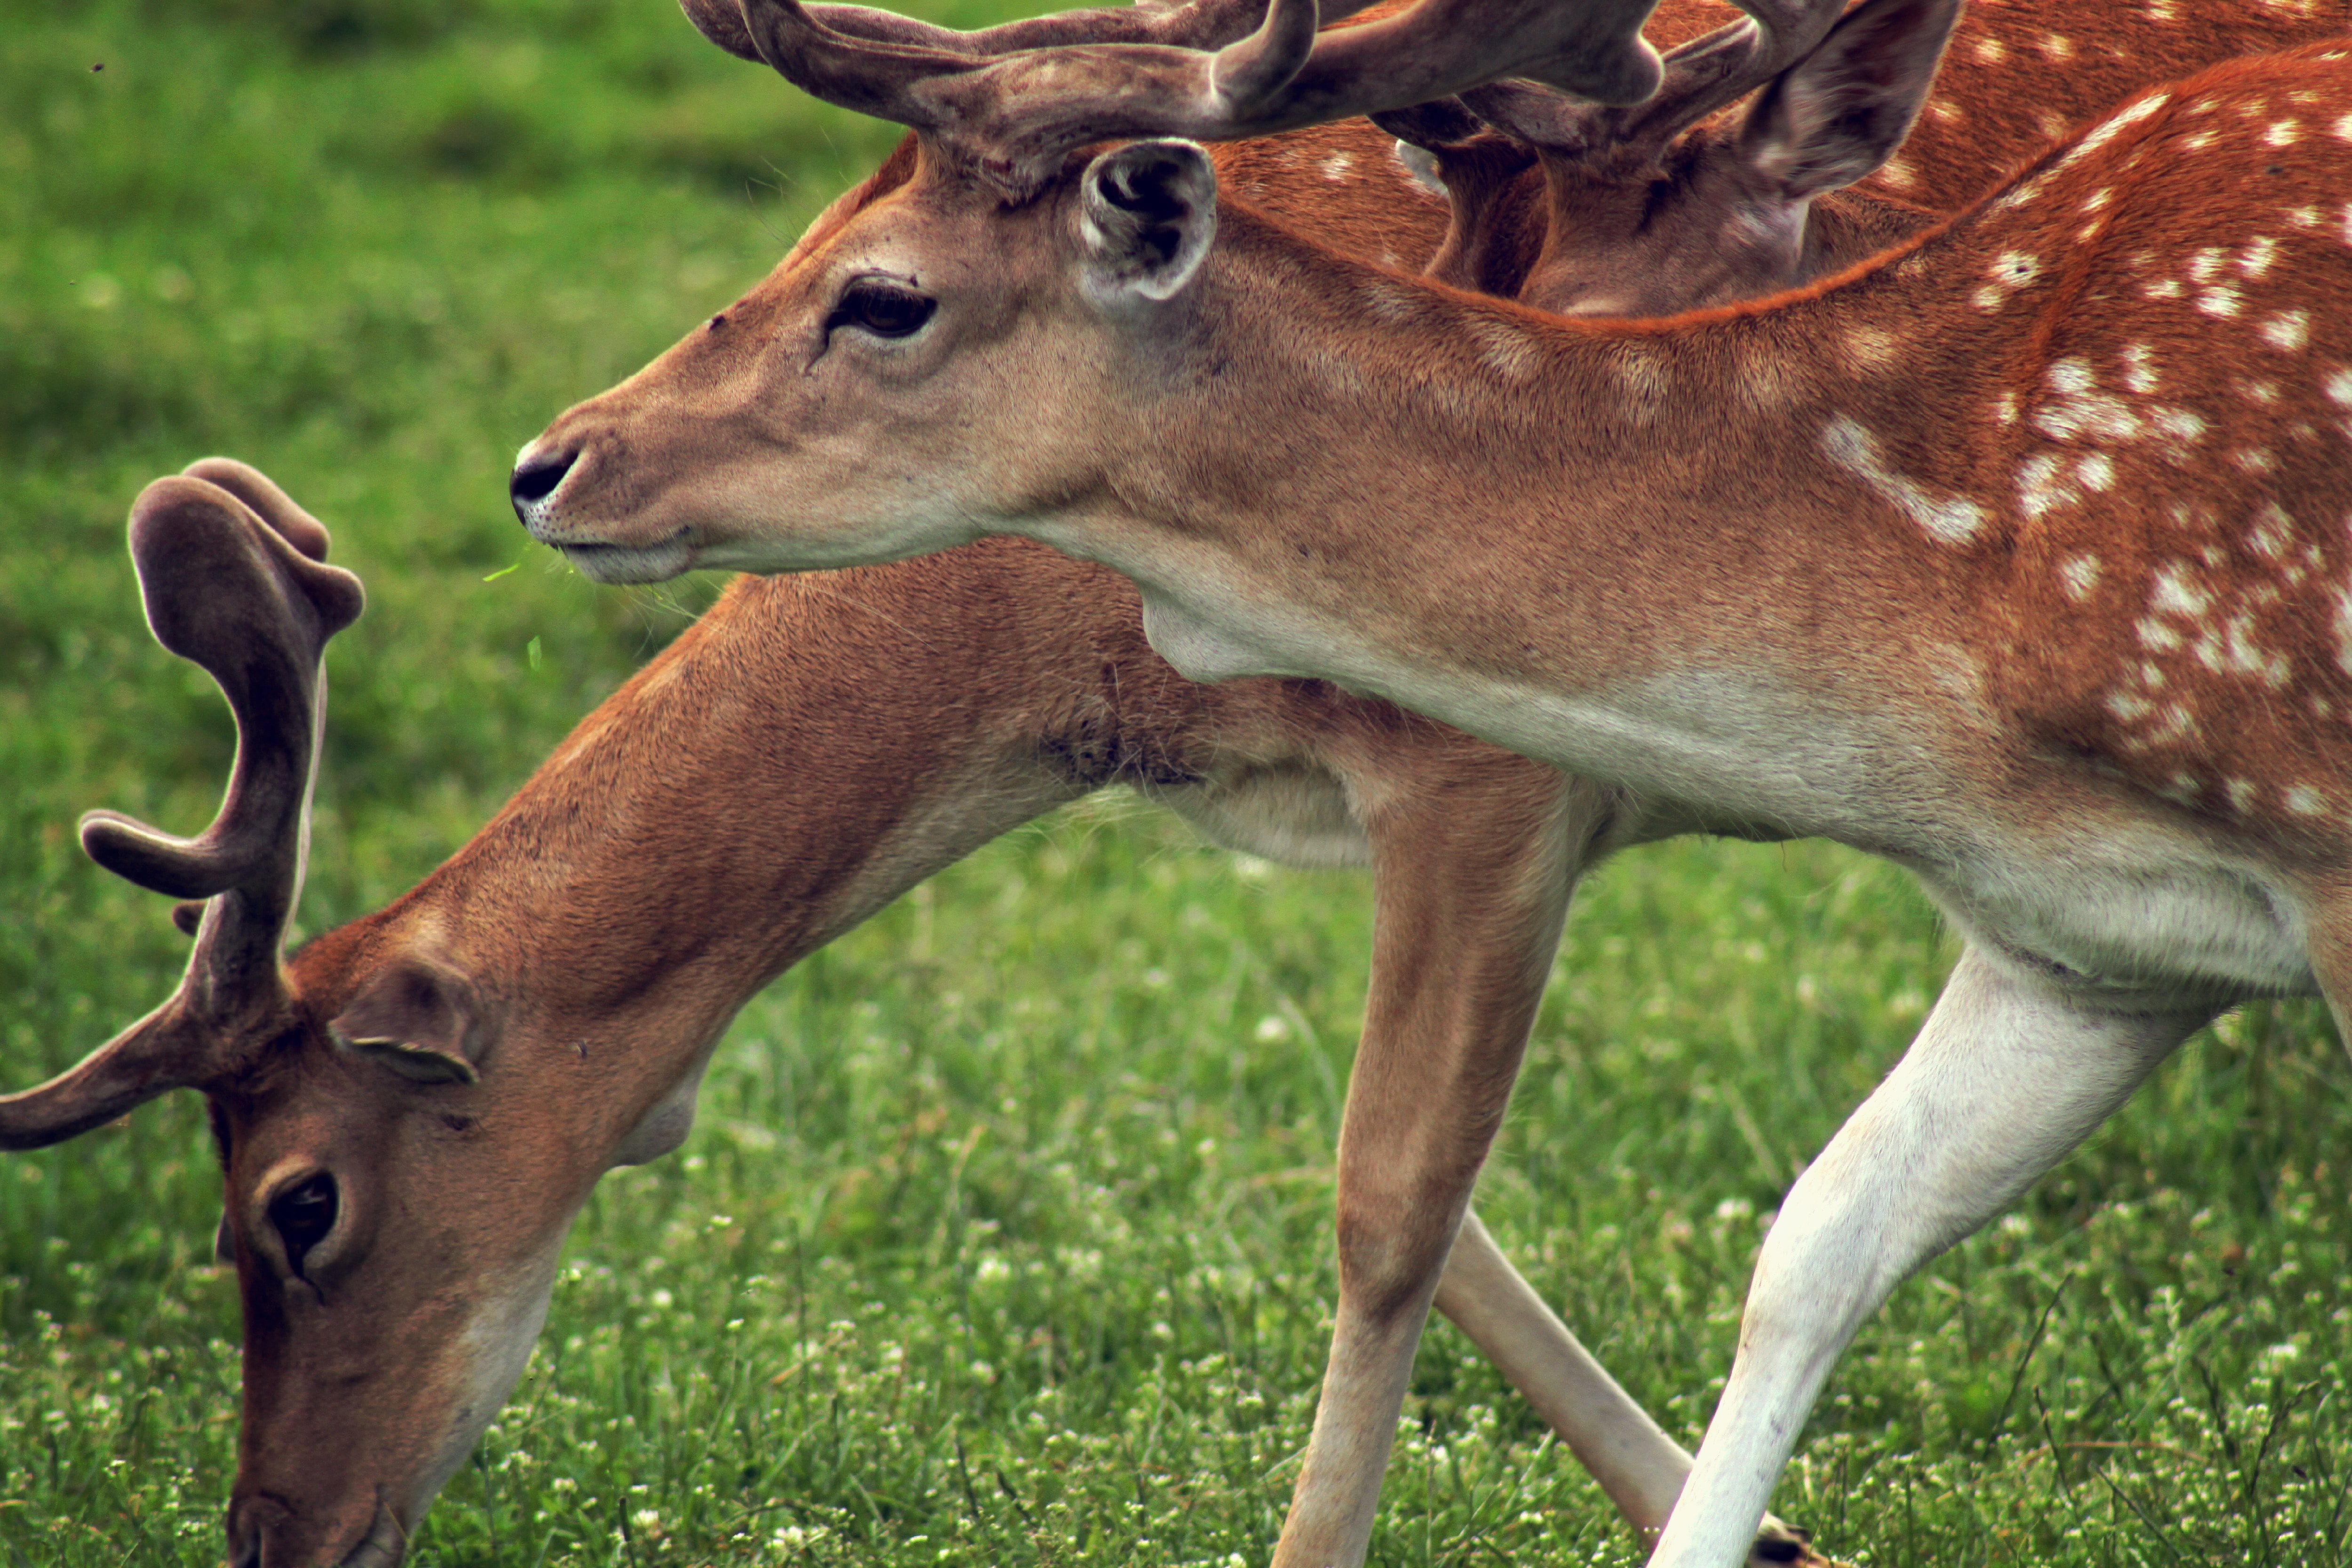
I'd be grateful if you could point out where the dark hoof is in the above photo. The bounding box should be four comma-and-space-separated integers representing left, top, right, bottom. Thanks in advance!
1751, 1519, 1850, 1568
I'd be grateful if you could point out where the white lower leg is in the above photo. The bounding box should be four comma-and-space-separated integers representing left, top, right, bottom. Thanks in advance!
1649, 947, 2208, 1568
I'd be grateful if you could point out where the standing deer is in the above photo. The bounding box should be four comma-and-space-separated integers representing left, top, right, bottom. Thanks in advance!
513, 0, 2352, 1558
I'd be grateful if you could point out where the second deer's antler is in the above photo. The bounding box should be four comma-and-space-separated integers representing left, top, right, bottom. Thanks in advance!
0, 462, 362, 1149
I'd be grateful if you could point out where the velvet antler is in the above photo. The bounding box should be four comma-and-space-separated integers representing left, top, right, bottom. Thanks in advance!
0, 462, 362, 1149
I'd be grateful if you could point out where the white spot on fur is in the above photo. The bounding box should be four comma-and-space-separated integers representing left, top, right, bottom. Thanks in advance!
2249, 502, 2292, 559
2196, 286, 2244, 318
1464, 314, 1539, 383
2055, 91, 2170, 170
2018, 454, 2070, 519
1972, 35, 2006, 64
1820, 416, 1985, 544
2120, 345, 2160, 393
1844, 326, 1899, 371
2227, 779, 2257, 812
2326, 368, 2352, 406
2061, 554, 2102, 600
1611, 346, 1668, 419
1975, 250, 2041, 310
2287, 784, 2328, 815
2237, 236, 2280, 278
2262, 310, 2310, 351
1320, 151, 1356, 182
2264, 120, 2301, 148
2152, 562, 2210, 618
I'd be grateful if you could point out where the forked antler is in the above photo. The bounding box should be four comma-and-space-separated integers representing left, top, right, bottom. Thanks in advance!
0, 461, 363, 1150
1379, 0, 1845, 174
685, 0, 1668, 191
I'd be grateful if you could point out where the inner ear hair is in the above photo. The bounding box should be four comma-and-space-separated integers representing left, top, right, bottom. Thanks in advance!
1080, 139, 1218, 304
329, 955, 485, 1087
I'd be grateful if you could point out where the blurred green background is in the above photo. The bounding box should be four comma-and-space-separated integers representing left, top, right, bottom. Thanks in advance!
2, 0, 2349, 1563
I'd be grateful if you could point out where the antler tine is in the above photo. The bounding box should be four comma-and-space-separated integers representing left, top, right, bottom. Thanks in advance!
81, 476, 362, 911
723, 0, 1321, 162
682, 0, 1387, 71
80, 472, 362, 955
4, 468, 363, 1149
0, 1003, 211, 1151
1459, 0, 1844, 167
710, 0, 1666, 191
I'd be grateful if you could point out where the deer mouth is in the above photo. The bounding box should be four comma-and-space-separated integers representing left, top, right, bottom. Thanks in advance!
553, 533, 698, 584
334, 1505, 410, 1568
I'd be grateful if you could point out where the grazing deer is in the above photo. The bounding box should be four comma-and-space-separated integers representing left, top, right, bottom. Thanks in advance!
512, 0, 2352, 1558
5, 460, 1834, 1567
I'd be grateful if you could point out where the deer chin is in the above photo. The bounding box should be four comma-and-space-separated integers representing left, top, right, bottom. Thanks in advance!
556, 536, 698, 584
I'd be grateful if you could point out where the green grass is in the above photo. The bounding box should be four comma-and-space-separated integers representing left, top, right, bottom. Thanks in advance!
2, 1, 2350, 1563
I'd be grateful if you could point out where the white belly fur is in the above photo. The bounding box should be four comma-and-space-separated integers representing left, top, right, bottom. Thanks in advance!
1133, 584, 2317, 1009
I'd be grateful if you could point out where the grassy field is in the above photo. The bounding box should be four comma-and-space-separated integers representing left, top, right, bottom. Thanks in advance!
3, 0, 2350, 1564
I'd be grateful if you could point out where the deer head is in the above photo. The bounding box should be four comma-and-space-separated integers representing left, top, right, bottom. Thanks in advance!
510, 0, 1854, 585
3, 463, 709, 1568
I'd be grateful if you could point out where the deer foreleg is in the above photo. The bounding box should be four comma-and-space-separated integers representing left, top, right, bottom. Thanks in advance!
1267, 766, 1588, 1568
1648, 945, 2209, 1568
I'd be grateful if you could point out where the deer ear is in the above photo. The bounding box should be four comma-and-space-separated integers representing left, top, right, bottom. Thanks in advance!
330, 957, 484, 1086
1737, 0, 1962, 200
1077, 139, 1218, 307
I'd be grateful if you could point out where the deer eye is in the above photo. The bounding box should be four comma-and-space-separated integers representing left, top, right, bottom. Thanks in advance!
827, 278, 936, 339
268, 1173, 338, 1274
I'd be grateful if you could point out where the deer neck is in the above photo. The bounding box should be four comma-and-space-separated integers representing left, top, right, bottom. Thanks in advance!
294, 544, 1140, 1084
1042, 202, 2051, 852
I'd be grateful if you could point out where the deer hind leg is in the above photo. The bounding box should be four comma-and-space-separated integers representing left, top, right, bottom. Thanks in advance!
1267, 764, 1588, 1568
1436, 1213, 1841, 1568
1648, 945, 2211, 1568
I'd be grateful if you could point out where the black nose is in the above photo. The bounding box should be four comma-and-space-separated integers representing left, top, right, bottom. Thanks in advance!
509, 448, 576, 508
